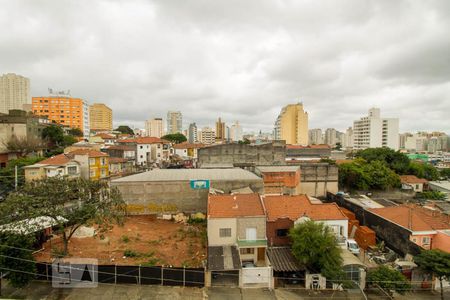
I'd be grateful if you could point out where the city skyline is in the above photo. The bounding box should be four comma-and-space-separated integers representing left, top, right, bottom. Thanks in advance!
1, 1, 449, 133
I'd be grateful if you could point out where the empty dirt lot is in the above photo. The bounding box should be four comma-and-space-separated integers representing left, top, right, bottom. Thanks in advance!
34, 216, 206, 267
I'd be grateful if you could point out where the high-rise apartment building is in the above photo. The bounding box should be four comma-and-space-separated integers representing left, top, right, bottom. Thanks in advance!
324, 128, 338, 146
353, 108, 399, 150
188, 123, 198, 143
308, 129, 323, 145
167, 111, 182, 134
215, 117, 226, 141
343, 127, 354, 149
145, 118, 164, 137
199, 127, 215, 144
89, 103, 112, 131
32, 91, 90, 138
230, 121, 243, 142
0, 73, 31, 114
274, 103, 308, 145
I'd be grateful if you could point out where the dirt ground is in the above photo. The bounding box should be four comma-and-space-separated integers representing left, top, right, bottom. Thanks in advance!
34, 216, 207, 267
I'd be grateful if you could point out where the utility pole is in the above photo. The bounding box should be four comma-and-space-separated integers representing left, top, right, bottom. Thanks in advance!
15, 165, 18, 190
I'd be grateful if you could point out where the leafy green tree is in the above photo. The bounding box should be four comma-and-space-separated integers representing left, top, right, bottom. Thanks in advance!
355, 147, 410, 174
67, 128, 83, 137
289, 220, 343, 280
415, 191, 447, 201
415, 250, 450, 300
367, 265, 410, 296
162, 133, 187, 144
42, 125, 65, 147
0, 177, 126, 255
63, 135, 78, 147
0, 157, 44, 198
4, 136, 46, 157
238, 138, 251, 145
0, 233, 36, 288
333, 142, 342, 150
440, 168, 450, 179
408, 161, 439, 181
115, 125, 134, 135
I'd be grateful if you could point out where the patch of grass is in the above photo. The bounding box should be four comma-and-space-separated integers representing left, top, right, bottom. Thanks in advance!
187, 217, 206, 225
181, 260, 191, 268
148, 239, 162, 246
141, 258, 159, 266
121, 235, 130, 243
123, 249, 139, 257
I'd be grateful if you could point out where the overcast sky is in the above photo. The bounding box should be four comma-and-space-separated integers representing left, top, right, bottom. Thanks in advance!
1, 0, 449, 133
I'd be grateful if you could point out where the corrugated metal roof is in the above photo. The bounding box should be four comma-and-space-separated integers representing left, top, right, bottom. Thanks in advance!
266, 247, 304, 272
112, 168, 262, 182
207, 246, 241, 271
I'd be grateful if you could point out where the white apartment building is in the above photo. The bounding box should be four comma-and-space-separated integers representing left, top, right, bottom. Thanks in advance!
308, 128, 323, 145
199, 127, 215, 144
188, 123, 198, 143
342, 127, 354, 149
167, 111, 182, 134
145, 118, 164, 137
353, 108, 399, 150
230, 121, 243, 141
0, 73, 31, 114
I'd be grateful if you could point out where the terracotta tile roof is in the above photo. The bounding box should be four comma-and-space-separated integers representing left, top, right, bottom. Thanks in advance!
400, 175, 428, 184
95, 133, 116, 139
39, 154, 72, 166
368, 205, 450, 232
286, 144, 331, 149
104, 145, 135, 151
208, 193, 265, 218
118, 137, 170, 144
263, 195, 348, 222
68, 149, 109, 158
109, 157, 129, 164
172, 142, 207, 149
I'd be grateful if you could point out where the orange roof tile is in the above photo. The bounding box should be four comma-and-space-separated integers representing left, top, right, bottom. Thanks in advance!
109, 157, 129, 164
368, 205, 450, 232
95, 133, 116, 139
263, 195, 348, 222
118, 137, 170, 144
286, 144, 331, 149
68, 149, 109, 158
400, 175, 428, 184
39, 154, 72, 165
208, 193, 265, 218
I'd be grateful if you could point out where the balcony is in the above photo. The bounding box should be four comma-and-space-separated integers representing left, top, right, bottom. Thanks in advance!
237, 239, 267, 248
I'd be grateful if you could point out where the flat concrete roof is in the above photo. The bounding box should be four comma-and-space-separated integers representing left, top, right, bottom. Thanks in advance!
112, 168, 262, 182
429, 181, 450, 192
256, 165, 300, 172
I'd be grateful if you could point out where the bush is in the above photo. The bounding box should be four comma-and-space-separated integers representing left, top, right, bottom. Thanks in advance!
367, 266, 410, 295
121, 235, 130, 243
123, 249, 139, 257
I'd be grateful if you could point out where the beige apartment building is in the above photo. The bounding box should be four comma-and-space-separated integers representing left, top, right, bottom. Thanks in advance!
0, 73, 31, 114
89, 103, 112, 131
274, 103, 308, 145
215, 117, 226, 141
145, 118, 164, 137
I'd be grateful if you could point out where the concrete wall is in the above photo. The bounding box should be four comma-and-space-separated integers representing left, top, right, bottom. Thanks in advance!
208, 218, 236, 246
237, 217, 266, 240
198, 142, 286, 167
297, 163, 338, 197
267, 218, 294, 246
112, 179, 264, 214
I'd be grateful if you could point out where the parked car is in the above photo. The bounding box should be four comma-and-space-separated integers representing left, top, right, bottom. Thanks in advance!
347, 239, 360, 255
242, 262, 256, 268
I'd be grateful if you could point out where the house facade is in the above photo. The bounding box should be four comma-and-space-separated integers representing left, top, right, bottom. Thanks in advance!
23, 154, 81, 182
67, 149, 109, 180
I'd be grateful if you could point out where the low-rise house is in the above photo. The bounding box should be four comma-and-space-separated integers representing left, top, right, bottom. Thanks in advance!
255, 166, 301, 195
368, 205, 450, 252
102, 145, 136, 161
118, 137, 172, 166
68, 149, 109, 180
173, 142, 206, 160
400, 175, 428, 192
64, 142, 102, 153
23, 154, 81, 182
263, 195, 348, 246
109, 157, 134, 176
207, 193, 272, 288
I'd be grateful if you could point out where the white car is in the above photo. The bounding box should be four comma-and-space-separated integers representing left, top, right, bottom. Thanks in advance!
346, 239, 360, 255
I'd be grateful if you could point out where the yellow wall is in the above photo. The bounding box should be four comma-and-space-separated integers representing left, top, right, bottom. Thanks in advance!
89, 103, 112, 131
24, 167, 46, 182
89, 156, 109, 180
279, 104, 308, 145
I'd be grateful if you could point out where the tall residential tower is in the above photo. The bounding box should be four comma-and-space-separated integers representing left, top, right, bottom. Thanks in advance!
167, 111, 182, 134
0, 73, 31, 114
274, 103, 308, 145
89, 103, 112, 131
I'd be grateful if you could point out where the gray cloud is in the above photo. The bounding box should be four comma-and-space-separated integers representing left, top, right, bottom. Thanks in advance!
1, 0, 449, 134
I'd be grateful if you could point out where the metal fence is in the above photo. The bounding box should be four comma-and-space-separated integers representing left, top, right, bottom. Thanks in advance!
36, 263, 204, 287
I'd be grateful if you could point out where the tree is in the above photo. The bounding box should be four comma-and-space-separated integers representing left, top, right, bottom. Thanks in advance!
63, 135, 78, 147
4, 136, 46, 157
415, 249, 450, 300
367, 265, 410, 296
440, 168, 450, 179
162, 133, 187, 144
289, 220, 343, 280
0, 157, 44, 199
42, 125, 64, 147
67, 128, 83, 137
115, 125, 134, 135
0, 233, 36, 288
408, 161, 439, 181
0, 177, 126, 255
334, 142, 342, 151
238, 138, 251, 145
355, 147, 410, 174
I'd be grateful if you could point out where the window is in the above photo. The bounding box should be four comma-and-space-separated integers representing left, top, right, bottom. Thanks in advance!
219, 228, 231, 237
101, 169, 106, 177
89, 169, 95, 178
422, 237, 430, 244
89, 158, 95, 165
276, 229, 288, 237
67, 166, 77, 175
240, 248, 254, 255
140, 146, 143, 149
245, 228, 257, 241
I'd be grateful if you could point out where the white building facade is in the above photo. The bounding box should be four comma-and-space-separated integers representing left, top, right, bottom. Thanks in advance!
0, 73, 31, 114
145, 118, 164, 137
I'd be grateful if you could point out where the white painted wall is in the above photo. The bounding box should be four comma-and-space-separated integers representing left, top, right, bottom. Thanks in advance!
207, 218, 237, 246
